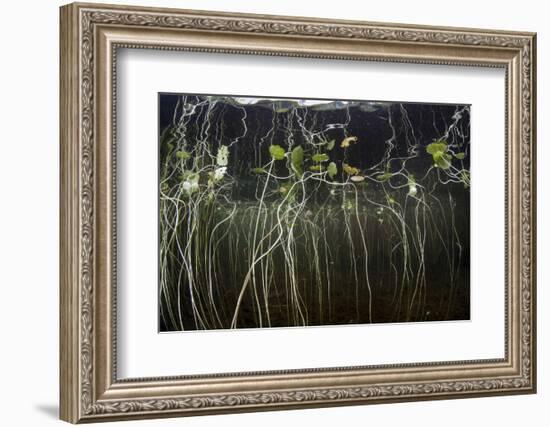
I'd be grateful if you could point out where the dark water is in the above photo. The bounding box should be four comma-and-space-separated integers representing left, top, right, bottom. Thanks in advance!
158, 93, 470, 331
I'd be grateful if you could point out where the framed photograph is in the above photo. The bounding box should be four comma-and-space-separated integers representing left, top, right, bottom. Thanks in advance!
60, 2, 537, 423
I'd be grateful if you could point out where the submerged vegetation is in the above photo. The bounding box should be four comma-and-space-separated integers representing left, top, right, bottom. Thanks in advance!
159, 94, 471, 331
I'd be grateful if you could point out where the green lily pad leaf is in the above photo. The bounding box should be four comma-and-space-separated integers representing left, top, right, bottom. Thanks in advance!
176, 150, 191, 160
251, 167, 266, 174
426, 141, 448, 155
454, 152, 466, 160
269, 144, 286, 160
326, 140, 335, 151
312, 153, 330, 162
433, 152, 451, 169
427, 140, 454, 169
327, 162, 338, 179
309, 165, 324, 172
291, 146, 304, 177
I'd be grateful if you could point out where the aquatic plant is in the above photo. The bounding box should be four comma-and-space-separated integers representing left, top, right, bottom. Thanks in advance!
159, 95, 471, 331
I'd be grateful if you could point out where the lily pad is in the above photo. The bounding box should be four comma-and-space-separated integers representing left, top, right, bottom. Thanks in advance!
454, 152, 466, 160
269, 144, 286, 160
433, 152, 452, 169
251, 167, 266, 174
426, 140, 453, 169
426, 141, 448, 155
312, 153, 329, 162
326, 140, 336, 151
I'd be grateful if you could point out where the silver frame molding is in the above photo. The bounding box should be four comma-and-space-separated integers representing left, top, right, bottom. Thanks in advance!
60, 2, 537, 423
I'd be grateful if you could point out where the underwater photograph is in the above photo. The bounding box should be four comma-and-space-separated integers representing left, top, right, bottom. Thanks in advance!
158, 93, 471, 332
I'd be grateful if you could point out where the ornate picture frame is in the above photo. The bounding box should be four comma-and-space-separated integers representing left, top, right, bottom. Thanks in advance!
60, 2, 536, 423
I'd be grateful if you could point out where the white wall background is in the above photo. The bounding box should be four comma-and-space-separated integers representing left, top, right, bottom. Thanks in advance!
0, 0, 546, 425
